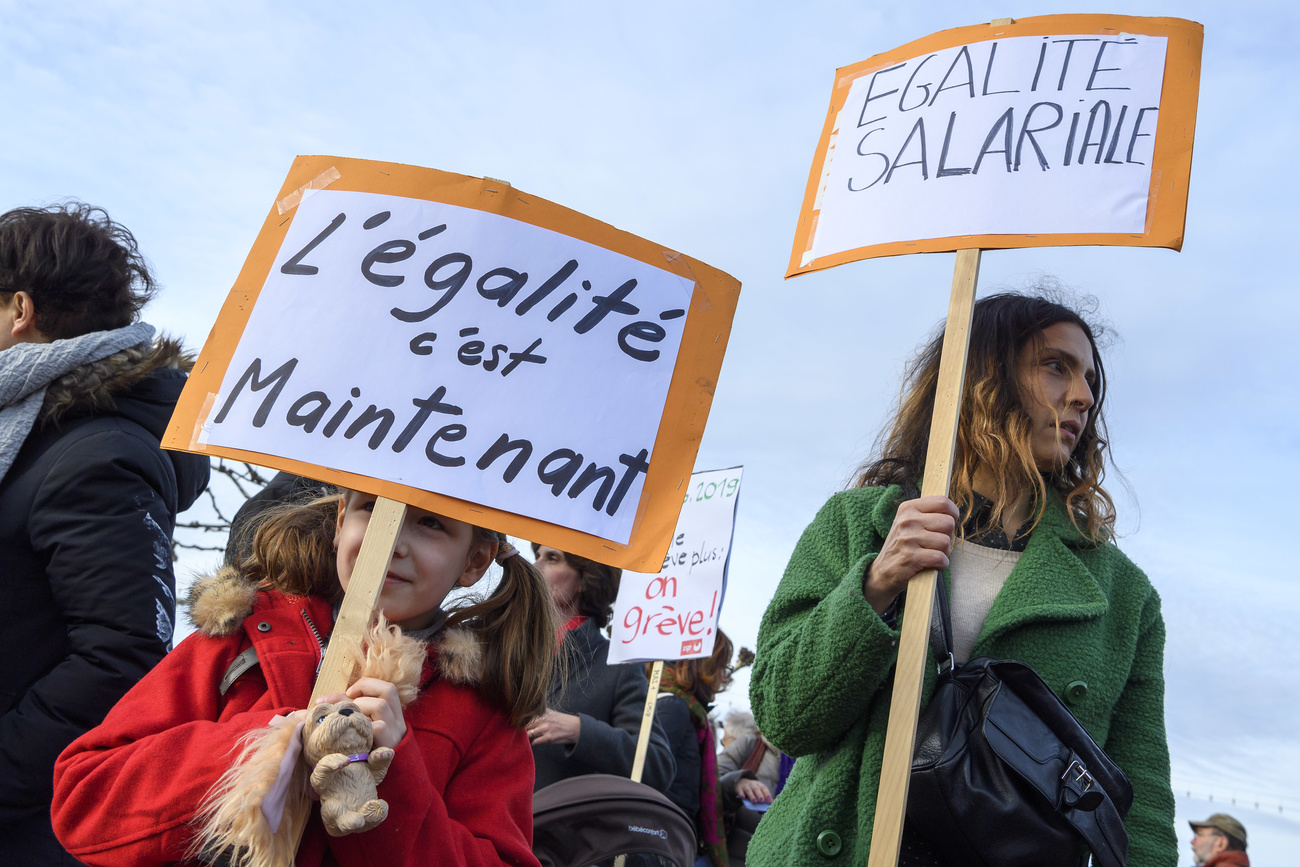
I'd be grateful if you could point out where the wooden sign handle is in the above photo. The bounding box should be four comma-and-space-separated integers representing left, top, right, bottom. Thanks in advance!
310, 495, 407, 702
866, 248, 981, 867
282, 496, 408, 862
630, 660, 664, 783
613, 660, 665, 867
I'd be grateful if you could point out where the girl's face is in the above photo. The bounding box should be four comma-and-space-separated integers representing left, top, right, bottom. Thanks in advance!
335, 492, 495, 631
533, 546, 581, 617
1016, 322, 1097, 471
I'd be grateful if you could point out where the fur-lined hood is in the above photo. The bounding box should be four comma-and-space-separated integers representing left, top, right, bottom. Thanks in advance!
40, 335, 192, 425
184, 566, 484, 686
34, 335, 208, 513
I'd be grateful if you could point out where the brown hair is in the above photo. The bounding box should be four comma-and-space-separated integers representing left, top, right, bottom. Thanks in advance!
650, 629, 735, 705
856, 291, 1116, 541
529, 543, 622, 629
239, 496, 340, 598
446, 529, 559, 726
0, 203, 156, 339
239, 493, 558, 728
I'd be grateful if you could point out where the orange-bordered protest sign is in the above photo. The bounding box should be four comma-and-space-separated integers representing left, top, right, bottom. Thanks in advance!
788, 14, 1203, 276
163, 156, 741, 572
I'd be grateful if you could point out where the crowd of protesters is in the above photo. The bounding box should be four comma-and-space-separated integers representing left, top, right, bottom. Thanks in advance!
2, 201, 1200, 867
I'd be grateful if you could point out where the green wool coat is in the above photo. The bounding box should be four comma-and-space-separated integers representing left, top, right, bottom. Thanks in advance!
749, 486, 1176, 866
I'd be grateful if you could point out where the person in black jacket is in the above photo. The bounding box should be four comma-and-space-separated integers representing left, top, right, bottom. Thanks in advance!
650, 630, 735, 867
0, 203, 210, 863
527, 544, 675, 793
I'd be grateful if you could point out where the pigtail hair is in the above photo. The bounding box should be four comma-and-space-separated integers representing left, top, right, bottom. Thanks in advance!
446, 536, 560, 727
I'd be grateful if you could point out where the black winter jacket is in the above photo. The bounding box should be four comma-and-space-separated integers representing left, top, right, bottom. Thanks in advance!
0, 339, 209, 822
532, 618, 676, 793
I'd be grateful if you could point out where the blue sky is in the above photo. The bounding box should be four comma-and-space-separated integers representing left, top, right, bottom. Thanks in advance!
4, 0, 1297, 861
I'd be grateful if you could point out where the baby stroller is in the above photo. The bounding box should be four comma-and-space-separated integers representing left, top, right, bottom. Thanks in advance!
533, 774, 698, 867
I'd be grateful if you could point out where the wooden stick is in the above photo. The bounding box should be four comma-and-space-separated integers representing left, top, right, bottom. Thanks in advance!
282, 496, 408, 863
310, 495, 407, 702
614, 661, 664, 867
866, 248, 981, 867
630, 660, 664, 783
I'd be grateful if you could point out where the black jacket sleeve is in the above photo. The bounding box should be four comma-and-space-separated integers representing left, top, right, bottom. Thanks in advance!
565, 656, 677, 792
654, 694, 701, 819
0, 421, 180, 818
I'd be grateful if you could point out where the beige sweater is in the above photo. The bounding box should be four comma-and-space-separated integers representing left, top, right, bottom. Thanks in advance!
948, 539, 1022, 663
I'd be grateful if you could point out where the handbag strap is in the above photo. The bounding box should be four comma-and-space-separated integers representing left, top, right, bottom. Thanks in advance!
929, 575, 955, 673
1060, 773, 1130, 867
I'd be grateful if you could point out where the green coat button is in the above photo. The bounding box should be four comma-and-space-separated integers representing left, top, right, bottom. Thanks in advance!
816, 830, 842, 857
1065, 680, 1088, 704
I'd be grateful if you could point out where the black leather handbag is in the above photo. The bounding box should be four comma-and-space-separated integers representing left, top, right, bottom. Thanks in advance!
904, 579, 1133, 867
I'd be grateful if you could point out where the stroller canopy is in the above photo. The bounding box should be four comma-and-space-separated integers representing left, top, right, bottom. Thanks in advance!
532, 774, 698, 867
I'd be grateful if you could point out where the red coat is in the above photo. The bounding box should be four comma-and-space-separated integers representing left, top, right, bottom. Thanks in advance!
52, 589, 540, 867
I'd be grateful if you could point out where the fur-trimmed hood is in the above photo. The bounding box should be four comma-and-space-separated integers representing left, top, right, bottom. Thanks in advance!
40, 335, 192, 425
184, 566, 485, 686
38, 336, 207, 512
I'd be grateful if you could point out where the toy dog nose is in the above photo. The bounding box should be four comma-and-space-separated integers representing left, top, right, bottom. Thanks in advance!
339, 708, 354, 716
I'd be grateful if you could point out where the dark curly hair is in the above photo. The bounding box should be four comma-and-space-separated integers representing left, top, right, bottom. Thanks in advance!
0, 202, 157, 339
529, 543, 622, 629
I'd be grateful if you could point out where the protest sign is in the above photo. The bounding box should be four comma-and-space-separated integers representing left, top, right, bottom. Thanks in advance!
164, 157, 741, 570
608, 466, 743, 664
789, 14, 1202, 275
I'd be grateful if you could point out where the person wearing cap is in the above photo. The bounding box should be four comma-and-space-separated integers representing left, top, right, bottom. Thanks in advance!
1189, 813, 1249, 866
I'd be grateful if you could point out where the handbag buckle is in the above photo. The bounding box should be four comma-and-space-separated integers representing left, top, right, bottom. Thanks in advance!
1062, 759, 1094, 790
1060, 758, 1104, 811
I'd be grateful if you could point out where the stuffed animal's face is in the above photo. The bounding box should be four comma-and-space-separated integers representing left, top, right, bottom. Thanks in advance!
303, 699, 374, 765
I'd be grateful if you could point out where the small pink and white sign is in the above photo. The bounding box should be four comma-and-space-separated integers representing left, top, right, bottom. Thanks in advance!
607, 466, 743, 664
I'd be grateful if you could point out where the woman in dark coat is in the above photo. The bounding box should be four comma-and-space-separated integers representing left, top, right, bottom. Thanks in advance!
527, 545, 675, 793
0, 204, 209, 863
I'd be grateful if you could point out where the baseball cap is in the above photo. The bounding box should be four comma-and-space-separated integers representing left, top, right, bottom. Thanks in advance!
1189, 813, 1247, 846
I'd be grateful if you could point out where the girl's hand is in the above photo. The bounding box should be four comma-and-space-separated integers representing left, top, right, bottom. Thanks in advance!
526, 709, 581, 745
736, 778, 773, 803
864, 495, 959, 615
320, 677, 407, 750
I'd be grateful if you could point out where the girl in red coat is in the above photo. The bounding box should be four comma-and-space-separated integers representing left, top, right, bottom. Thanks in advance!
52, 489, 558, 867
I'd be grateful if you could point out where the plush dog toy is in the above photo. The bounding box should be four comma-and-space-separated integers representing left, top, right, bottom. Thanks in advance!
302, 699, 394, 836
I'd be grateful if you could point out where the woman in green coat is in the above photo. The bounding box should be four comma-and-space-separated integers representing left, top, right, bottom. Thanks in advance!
749, 293, 1176, 866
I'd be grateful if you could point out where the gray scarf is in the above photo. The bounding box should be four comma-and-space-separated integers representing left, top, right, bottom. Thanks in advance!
0, 321, 155, 484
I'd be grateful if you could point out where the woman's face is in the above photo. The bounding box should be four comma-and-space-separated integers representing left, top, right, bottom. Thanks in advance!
1016, 322, 1097, 471
534, 546, 582, 617
335, 492, 494, 631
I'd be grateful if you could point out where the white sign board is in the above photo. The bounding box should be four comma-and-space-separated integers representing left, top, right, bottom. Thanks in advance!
202, 188, 693, 544
608, 466, 743, 664
806, 32, 1168, 264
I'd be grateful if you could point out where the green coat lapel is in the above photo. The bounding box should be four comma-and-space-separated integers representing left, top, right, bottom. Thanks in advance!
974, 492, 1110, 652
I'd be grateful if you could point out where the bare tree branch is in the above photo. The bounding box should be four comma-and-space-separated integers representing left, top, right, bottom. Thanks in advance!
172, 461, 271, 560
